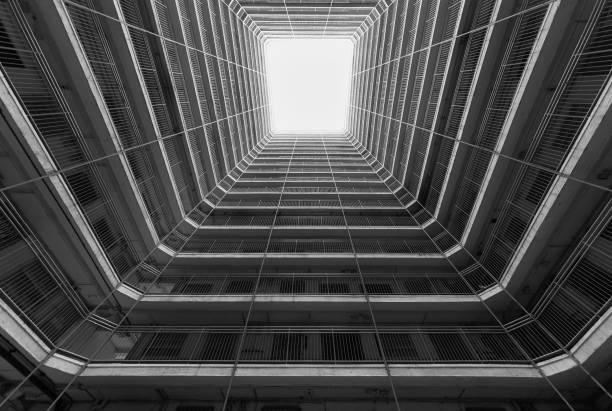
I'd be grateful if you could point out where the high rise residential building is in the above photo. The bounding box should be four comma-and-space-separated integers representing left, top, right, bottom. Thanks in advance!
0, 0, 612, 409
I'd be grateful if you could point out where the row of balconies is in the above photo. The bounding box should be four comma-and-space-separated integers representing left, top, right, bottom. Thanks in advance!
440, 1, 552, 237
68, 0, 203, 218
241, 1, 374, 35
0, 172, 604, 304
3, 170, 612, 376
474, 0, 612, 298
245, 162, 366, 167
198, 213, 418, 227
393, 0, 440, 187
0, 0, 266, 248
118, 327, 526, 364
1, 305, 598, 369
244, 168, 374, 174
1, 2, 612, 400
222, 196, 401, 204
135, 274, 474, 296
404, 1, 464, 196
174, 238, 441, 255
0, 0, 277, 273
241, 171, 380, 178
225, 189, 396, 195
0, 204, 590, 366
254, 152, 365, 157
258, 146, 357, 149
417, 0, 498, 213
350, 0, 612, 311
237, 176, 382, 182
351, 0, 425, 172
247, 152, 369, 158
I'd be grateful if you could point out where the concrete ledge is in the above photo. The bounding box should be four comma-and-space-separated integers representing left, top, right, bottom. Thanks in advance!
390, 363, 541, 386
131, 294, 482, 312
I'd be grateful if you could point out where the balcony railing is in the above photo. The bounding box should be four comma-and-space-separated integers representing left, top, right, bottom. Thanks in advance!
217, 199, 402, 208
447, 1, 550, 237
228, 186, 389, 193
132, 274, 474, 296
1, 192, 611, 366
120, 0, 201, 208
198, 214, 417, 227
177, 239, 440, 254
104, 326, 526, 364
0, 199, 87, 345
406, 0, 463, 194
238, 176, 381, 182
2, 0, 612, 378
422, 0, 496, 211
245, 167, 374, 173
396, 0, 439, 186
480, 0, 612, 282
0, 0, 139, 278
65, 0, 176, 235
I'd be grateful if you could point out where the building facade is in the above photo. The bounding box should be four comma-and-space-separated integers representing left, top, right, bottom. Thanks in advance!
0, 0, 611, 409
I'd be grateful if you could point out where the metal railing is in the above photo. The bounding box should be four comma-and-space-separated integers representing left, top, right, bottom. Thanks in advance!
529, 197, 612, 349
120, 0, 201, 208
238, 176, 381, 182
1, 188, 611, 366
176, 0, 221, 184
196, 214, 417, 227
447, 0, 549, 237
397, 0, 438, 185
65, 0, 176, 235
131, 274, 474, 296
178, 239, 440, 254
3, 0, 612, 379
480, 0, 612, 283
0, 198, 88, 345
0, 0, 139, 277
421, 0, 496, 211
217, 199, 403, 208
407, 0, 463, 195
194, 0, 231, 177
228, 186, 389, 193
81, 326, 527, 364
246, 167, 374, 173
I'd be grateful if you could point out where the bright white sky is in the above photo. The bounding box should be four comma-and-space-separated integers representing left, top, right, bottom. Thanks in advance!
265, 38, 354, 134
